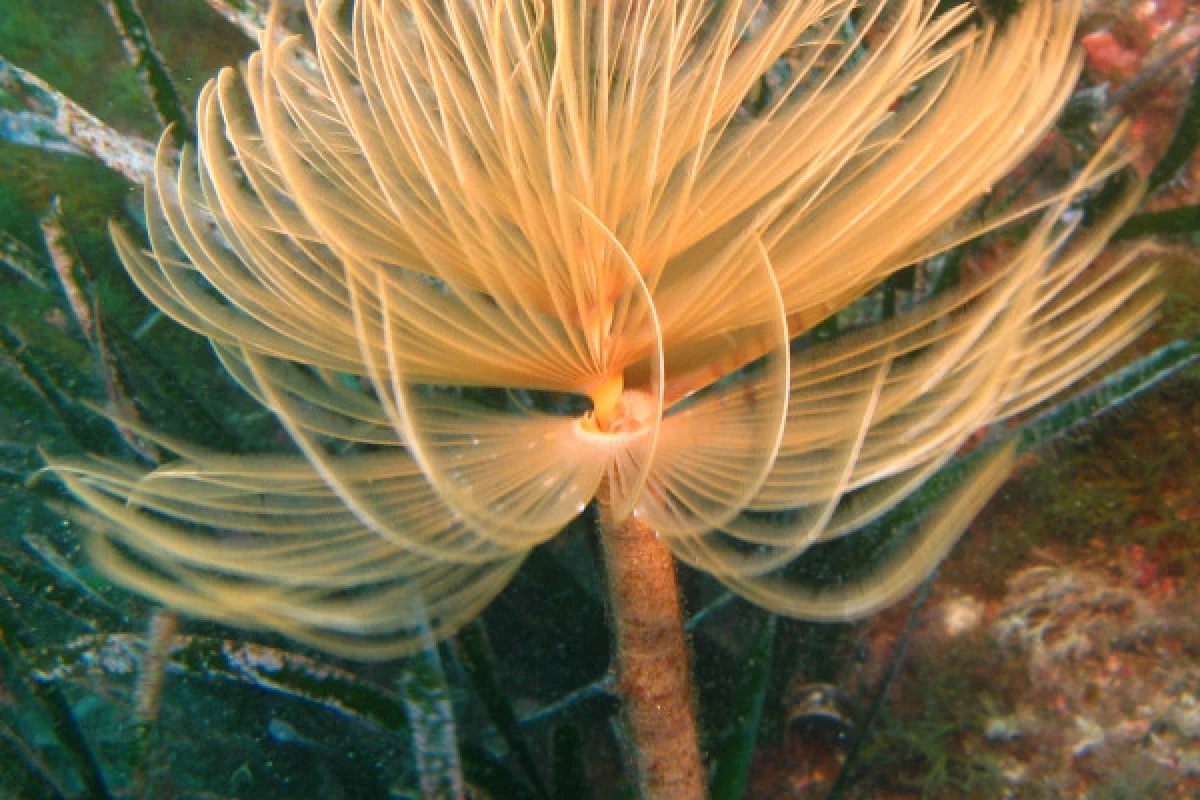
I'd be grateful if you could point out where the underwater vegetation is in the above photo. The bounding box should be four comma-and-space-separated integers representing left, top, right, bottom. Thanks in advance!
1, 0, 1198, 798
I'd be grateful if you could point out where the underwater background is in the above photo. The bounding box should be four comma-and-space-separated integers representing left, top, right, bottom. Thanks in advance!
1, 0, 1199, 798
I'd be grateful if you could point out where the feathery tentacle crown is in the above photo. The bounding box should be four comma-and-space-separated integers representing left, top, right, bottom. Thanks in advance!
50, 0, 1160, 657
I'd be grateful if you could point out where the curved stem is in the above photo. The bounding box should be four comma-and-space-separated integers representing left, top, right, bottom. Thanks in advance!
596, 486, 705, 800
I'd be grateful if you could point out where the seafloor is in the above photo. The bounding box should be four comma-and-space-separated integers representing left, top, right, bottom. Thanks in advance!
750, 3, 1200, 795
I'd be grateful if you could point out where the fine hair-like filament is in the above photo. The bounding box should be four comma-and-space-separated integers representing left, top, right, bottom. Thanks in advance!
48, 0, 1161, 657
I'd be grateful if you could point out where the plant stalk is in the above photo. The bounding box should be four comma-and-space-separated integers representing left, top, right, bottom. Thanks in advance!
596, 485, 705, 800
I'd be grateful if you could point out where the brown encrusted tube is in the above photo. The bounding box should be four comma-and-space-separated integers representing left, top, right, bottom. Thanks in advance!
596, 484, 705, 800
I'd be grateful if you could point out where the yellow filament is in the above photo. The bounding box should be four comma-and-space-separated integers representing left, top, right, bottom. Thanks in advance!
590, 374, 626, 432
46, 0, 1162, 660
